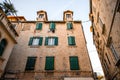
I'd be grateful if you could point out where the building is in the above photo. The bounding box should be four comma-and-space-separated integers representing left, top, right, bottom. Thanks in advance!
89, 0, 120, 80
5, 10, 94, 80
0, 7, 18, 77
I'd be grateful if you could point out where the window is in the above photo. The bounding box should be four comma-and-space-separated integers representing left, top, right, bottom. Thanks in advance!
25, 57, 36, 70
99, 17, 105, 34
28, 37, 43, 46
106, 53, 111, 64
0, 39, 7, 56
48, 38, 55, 46
67, 22, 73, 29
69, 56, 79, 70
45, 56, 54, 70
39, 14, 44, 18
36, 23, 42, 30
45, 37, 58, 46
110, 44, 119, 61
12, 24, 17, 28
50, 22, 55, 30
117, 1, 120, 12
104, 60, 109, 74
68, 36, 76, 45
66, 14, 71, 18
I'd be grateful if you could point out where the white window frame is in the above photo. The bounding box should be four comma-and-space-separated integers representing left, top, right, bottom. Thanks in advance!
32, 38, 39, 46
48, 38, 55, 46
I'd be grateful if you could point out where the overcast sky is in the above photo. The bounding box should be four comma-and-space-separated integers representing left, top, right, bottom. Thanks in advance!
1, 0, 104, 75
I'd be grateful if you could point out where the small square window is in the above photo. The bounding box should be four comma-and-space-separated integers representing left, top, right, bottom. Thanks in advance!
66, 14, 71, 18
39, 14, 44, 18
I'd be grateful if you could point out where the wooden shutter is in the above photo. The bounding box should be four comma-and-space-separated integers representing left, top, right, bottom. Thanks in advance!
68, 36, 76, 45
45, 37, 48, 45
36, 23, 42, 30
25, 57, 36, 70
45, 56, 54, 70
54, 37, 58, 45
28, 37, 33, 45
67, 22, 73, 29
38, 37, 43, 46
70, 56, 79, 70
50, 23, 55, 30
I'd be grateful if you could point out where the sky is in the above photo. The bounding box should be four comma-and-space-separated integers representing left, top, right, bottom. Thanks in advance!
1, 0, 104, 75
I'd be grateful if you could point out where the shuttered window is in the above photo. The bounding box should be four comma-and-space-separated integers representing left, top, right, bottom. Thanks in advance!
25, 57, 36, 70
45, 56, 54, 70
70, 56, 79, 70
45, 37, 58, 46
28, 37, 43, 46
50, 22, 55, 30
36, 23, 42, 30
68, 36, 76, 45
67, 22, 73, 29
0, 39, 7, 56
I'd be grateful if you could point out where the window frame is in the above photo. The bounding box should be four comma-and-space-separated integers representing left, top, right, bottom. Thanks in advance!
39, 14, 44, 18
66, 14, 71, 19
69, 56, 80, 70
28, 37, 43, 46
45, 37, 58, 46
45, 56, 54, 70
67, 22, 73, 30
36, 23, 42, 30
0, 39, 7, 56
25, 57, 36, 71
68, 36, 76, 46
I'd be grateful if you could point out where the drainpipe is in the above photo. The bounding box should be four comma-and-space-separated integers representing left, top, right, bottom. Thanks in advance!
107, 0, 119, 45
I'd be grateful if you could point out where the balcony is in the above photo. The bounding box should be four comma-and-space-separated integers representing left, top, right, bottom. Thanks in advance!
0, 8, 18, 43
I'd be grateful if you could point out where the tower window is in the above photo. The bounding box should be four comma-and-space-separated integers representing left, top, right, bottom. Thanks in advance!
39, 14, 44, 18
66, 14, 71, 18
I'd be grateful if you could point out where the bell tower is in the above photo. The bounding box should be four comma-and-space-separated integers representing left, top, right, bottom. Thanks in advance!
63, 10, 73, 21
36, 10, 48, 21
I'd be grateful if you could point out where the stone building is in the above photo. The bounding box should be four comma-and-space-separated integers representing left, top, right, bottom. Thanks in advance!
89, 0, 120, 80
0, 7, 18, 77
5, 10, 94, 80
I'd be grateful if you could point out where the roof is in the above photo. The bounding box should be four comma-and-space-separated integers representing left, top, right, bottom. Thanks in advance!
7, 16, 26, 21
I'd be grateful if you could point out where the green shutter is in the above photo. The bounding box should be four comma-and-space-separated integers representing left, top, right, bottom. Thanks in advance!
70, 56, 79, 70
50, 23, 55, 30
28, 37, 33, 45
38, 37, 43, 46
25, 57, 36, 70
45, 56, 54, 70
54, 37, 58, 45
68, 36, 75, 45
36, 23, 42, 30
67, 22, 73, 29
45, 37, 48, 45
